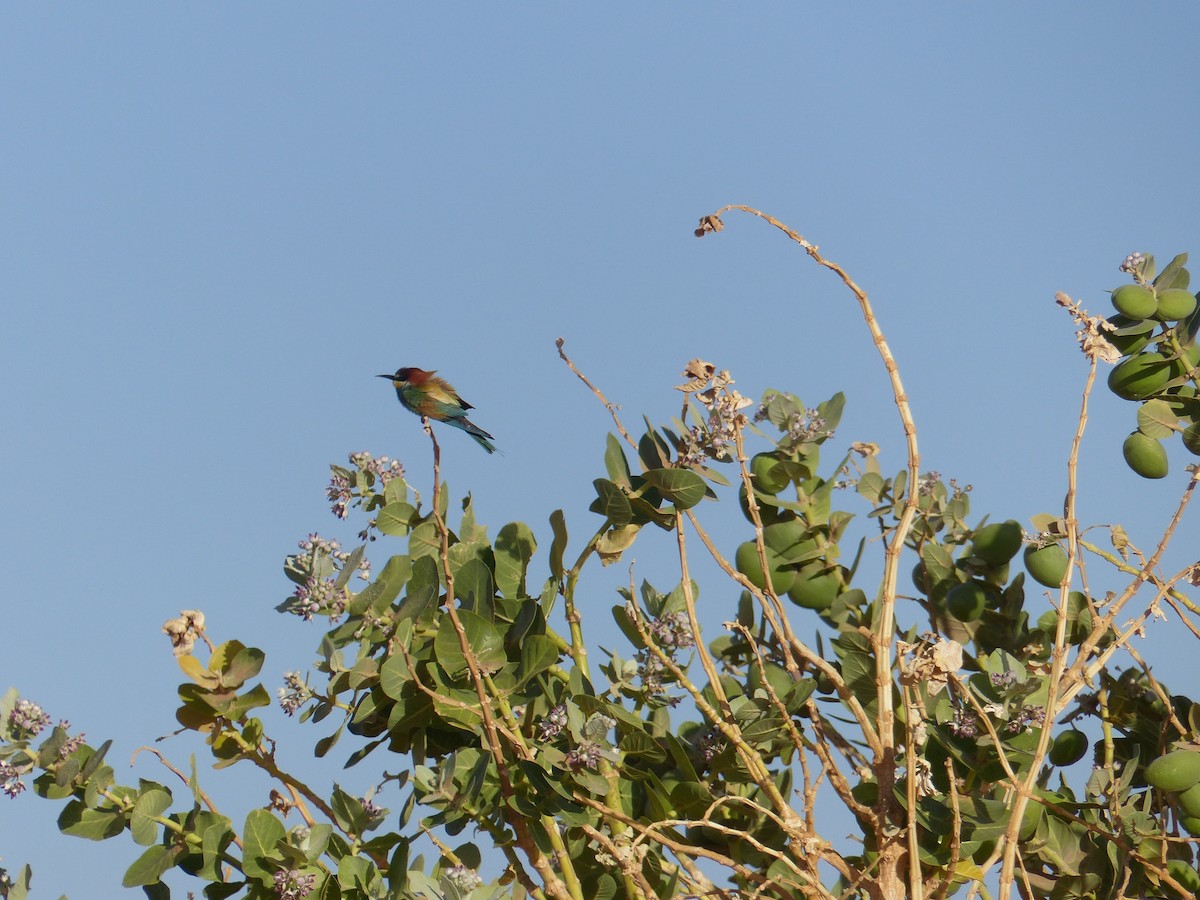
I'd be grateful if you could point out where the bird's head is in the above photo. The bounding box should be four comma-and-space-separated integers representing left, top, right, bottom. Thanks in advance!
377, 367, 431, 385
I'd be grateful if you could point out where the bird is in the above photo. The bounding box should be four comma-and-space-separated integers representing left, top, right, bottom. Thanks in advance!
377, 367, 496, 453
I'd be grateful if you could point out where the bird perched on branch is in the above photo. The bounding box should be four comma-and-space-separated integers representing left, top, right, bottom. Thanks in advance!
377, 367, 496, 453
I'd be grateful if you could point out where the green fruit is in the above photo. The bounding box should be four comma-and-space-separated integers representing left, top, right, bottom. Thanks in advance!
1166, 859, 1200, 893
1183, 422, 1200, 456
751, 453, 788, 495
1104, 314, 1155, 356
1145, 749, 1200, 792
1178, 781, 1200, 818
1112, 284, 1157, 319
1123, 431, 1169, 479
748, 661, 793, 700
735, 541, 796, 594
850, 780, 878, 807
1048, 729, 1089, 766
970, 519, 1023, 566
944, 581, 989, 621
912, 561, 930, 594
1155, 288, 1198, 322
1181, 815, 1200, 837
762, 521, 815, 562
1018, 799, 1043, 841
1024, 543, 1069, 588
786, 566, 841, 610
738, 485, 784, 526
1108, 351, 1174, 401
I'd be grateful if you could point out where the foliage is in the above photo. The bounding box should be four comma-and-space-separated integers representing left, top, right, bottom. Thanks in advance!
4, 209, 1200, 899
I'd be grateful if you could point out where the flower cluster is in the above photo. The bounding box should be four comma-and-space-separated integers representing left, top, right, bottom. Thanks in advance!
1119, 251, 1147, 277
272, 868, 316, 900
635, 611, 696, 701
327, 452, 405, 521
359, 794, 388, 830
1, 760, 26, 798
281, 535, 358, 622
1005, 704, 1046, 735
694, 726, 725, 764
537, 703, 568, 741
163, 609, 207, 656
8, 699, 51, 740
676, 359, 752, 464
647, 611, 695, 650
947, 709, 978, 738
990, 671, 1019, 690
277, 671, 312, 716
565, 740, 603, 771
444, 866, 483, 892
917, 471, 942, 497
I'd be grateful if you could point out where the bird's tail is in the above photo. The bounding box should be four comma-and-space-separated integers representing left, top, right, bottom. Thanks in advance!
450, 416, 497, 454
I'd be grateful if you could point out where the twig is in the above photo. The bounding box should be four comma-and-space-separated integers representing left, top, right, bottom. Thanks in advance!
556, 337, 636, 449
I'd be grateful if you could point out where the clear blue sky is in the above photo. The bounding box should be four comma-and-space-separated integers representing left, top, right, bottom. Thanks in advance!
3, 5, 1199, 895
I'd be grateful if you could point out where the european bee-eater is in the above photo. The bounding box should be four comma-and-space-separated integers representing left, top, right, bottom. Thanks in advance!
377, 367, 496, 454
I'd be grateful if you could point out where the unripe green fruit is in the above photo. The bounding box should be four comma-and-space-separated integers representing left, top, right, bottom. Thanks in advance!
747, 661, 792, 700
1024, 543, 1069, 588
912, 561, 930, 594
1112, 284, 1157, 319
738, 485, 785, 526
1167, 859, 1200, 893
1048, 729, 1088, 766
1108, 352, 1174, 401
1018, 799, 1042, 841
735, 542, 795, 594
970, 519, 1023, 566
1181, 815, 1200, 837
1123, 431, 1169, 479
1178, 781, 1200, 818
1183, 422, 1200, 456
750, 453, 788, 495
787, 566, 841, 610
1145, 748, 1200, 792
944, 581, 988, 621
1154, 288, 1198, 322
762, 520, 813, 560
850, 780, 878, 807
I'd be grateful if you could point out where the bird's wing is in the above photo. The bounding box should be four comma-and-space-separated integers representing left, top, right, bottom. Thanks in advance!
424, 381, 472, 412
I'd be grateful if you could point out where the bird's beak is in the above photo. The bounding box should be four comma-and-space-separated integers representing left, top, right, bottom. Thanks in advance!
376, 373, 395, 380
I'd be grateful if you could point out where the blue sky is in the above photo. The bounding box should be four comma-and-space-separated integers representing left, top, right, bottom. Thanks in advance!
3, 5, 1199, 895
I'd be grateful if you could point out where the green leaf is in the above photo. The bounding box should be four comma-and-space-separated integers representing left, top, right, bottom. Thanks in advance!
495, 521, 536, 599
122, 844, 182, 887
453, 557, 495, 616
1136, 398, 1178, 439
1153, 252, 1189, 291
591, 479, 633, 526
817, 392, 846, 433
241, 808, 286, 881
549, 509, 568, 579
130, 787, 172, 846
58, 801, 124, 840
229, 685, 272, 720
224, 646, 266, 686
338, 855, 375, 892
517, 635, 559, 687
377, 501, 417, 536
200, 819, 235, 881
434, 610, 506, 680
605, 433, 633, 487
350, 555, 410, 615
640, 467, 707, 510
